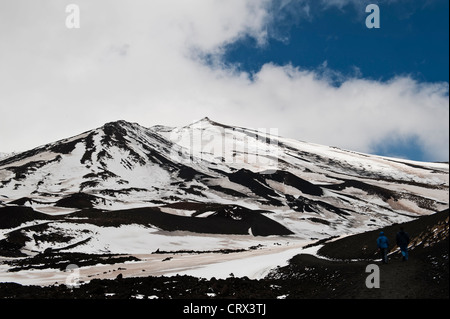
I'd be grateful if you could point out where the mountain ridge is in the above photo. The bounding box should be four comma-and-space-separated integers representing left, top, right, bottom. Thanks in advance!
0, 118, 448, 258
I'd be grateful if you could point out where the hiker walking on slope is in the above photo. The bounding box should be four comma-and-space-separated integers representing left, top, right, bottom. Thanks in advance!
377, 231, 389, 264
396, 227, 410, 261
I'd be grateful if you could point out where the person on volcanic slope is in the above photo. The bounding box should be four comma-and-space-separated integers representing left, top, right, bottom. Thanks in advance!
377, 231, 390, 264
396, 227, 410, 261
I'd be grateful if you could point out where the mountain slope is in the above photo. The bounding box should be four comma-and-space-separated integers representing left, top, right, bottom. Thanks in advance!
1, 208, 447, 299
0, 118, 448, 258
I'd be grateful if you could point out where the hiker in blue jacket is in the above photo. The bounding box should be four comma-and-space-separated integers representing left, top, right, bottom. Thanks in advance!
377, 231, 389, 264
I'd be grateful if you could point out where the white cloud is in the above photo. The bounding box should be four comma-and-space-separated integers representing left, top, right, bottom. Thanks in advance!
208, 64, 449, 161
0, 0, 448, 162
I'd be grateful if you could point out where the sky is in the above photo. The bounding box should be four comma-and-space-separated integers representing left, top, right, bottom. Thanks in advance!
0, 0, 448, 162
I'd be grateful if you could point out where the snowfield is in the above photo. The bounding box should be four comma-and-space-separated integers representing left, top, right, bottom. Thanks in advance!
0, 226, 315, 286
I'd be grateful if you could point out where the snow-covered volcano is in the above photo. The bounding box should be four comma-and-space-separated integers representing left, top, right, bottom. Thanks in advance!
0, 118, 448, 256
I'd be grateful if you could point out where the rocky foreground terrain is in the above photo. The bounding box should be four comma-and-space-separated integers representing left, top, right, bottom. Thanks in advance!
1, 209, 447, 300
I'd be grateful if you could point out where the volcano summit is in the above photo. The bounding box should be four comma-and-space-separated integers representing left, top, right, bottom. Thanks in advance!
0, 118, 448, 284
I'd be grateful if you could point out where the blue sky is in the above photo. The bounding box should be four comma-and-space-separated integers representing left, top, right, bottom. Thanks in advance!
0, 0, 448, 162
225, 0, 449, 83
221, 0, 449, 161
